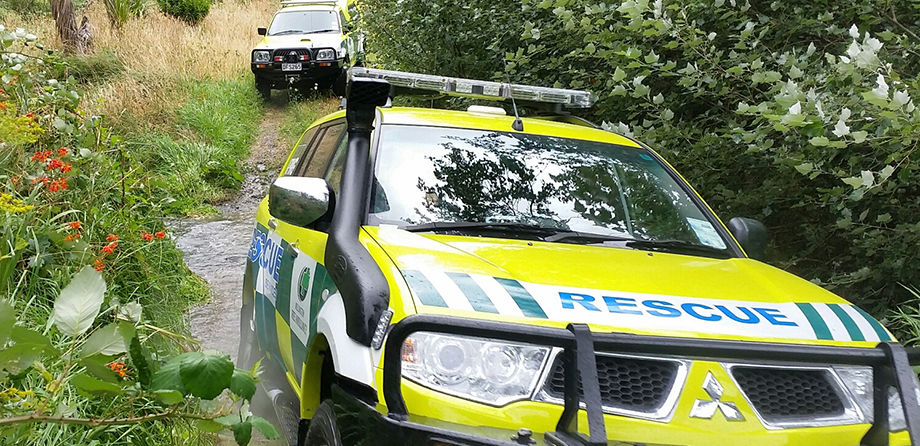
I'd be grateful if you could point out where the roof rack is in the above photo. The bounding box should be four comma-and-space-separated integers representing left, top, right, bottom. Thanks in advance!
348, 67, 596, 111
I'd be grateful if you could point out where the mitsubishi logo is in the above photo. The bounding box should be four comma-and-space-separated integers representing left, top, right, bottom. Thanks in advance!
689, 372, 745, 421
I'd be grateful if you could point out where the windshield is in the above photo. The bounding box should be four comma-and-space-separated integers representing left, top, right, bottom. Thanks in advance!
268, 10, 339, 36
370, 125, 729, 250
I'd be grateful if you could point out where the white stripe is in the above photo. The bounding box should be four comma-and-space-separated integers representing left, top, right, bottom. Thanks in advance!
839, 305, 880, 342
812, 304, 849, 341
470, 274, 524, 317
421, 269, 473, 312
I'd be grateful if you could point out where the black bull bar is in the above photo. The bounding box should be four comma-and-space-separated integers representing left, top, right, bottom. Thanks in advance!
371, 314, 920, 446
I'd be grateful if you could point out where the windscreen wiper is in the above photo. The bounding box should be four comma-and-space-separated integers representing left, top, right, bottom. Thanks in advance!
403, 221, 558, 237
402, 221, 634, 245
625, 239, 733, 259
271, 30, 305, 35
309, 29, 339, 33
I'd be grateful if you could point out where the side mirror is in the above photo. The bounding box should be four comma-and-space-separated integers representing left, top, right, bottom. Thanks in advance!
257, 27, 267, 36
269, 177, 333, 228
727, 217, 768, 261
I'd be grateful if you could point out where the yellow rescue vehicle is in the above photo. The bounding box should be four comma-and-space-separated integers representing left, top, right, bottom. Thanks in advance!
250, 0, 361, 98
237, 68, 920, 446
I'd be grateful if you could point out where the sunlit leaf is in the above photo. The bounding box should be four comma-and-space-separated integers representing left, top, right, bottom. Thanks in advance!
53, 266, 106, 337
81, 323, 127, 358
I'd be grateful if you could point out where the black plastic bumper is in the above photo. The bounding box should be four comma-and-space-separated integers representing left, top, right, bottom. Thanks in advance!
251, 60, 343, 87
347, 314, 920, 446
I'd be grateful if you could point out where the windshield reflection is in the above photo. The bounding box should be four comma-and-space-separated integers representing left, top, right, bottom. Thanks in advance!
371, 126, 726, 249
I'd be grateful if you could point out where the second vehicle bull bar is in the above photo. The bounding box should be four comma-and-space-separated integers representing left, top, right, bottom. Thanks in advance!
382, 314, 920, 446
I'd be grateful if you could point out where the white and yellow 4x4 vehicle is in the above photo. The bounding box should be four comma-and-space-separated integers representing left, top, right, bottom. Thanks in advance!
250, 0, 360, 98
238, 68, 920, 446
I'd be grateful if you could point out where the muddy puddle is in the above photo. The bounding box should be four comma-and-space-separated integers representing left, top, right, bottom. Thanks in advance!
171, 212, 255, 363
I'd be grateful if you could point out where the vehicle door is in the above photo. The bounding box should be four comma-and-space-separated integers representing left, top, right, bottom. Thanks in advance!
263, 119, 347, 383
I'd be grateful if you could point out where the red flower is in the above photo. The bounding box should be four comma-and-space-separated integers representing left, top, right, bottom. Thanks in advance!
24, 112, 33, 118
46, 159, 64, 171
68, 221, 82, 230
154, 231, 165, 239
61, 163, 72, 173
58, 147, 69, 157
31, 151, 51, 163
94, 258, 105, 272
106, 234, 119, 242
48, 181, 61, 192
140, 231, 153, 242
11, 176, 19, 184
101, 242, 118, 255
64, 234, 75, 242
57, 178, 68, 190
0, 102, 6, 110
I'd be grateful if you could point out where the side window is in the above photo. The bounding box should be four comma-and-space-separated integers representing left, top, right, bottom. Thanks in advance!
296, 121, 346, 178
283, 127, 320, 176
324, 136, 349, 197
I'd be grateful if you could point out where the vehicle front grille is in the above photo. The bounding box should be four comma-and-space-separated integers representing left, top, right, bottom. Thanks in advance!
543, 353, 680, 413
731, 367, 845, 421
272, 48, 310, 62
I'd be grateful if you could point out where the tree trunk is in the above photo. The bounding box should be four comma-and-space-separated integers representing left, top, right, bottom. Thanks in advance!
50, 0, 91, 54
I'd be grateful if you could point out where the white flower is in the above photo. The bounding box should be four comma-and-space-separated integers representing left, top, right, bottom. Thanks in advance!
846, 41, 860, 60
892, 90, 911, 107
833, 119, 850, 137
872, 74, 889, 99
863, 36, 883, 52
840, 107, 852, 121
849, 24, 860, 39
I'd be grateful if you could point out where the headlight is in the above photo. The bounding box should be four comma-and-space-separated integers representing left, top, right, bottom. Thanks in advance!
253, 51, 271, 63
835, 365, 920, 431
401, 332, 550, 406
316, 49, 335, 60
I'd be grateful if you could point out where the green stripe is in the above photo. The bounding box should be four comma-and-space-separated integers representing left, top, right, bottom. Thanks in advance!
445, 272, 498, 314
494, 278, 547, 318
402, 270, 447, 307
828, 304, 866, 342
796, 303, 833, 340
851, 305, 892, 341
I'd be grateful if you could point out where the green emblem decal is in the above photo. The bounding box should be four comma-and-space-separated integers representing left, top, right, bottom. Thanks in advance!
298, 266, 311, 301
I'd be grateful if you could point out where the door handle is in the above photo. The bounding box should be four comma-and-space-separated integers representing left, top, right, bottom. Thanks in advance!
268, 218, 278, 230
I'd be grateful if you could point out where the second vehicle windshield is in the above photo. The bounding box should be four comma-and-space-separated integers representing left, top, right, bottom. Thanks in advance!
370, 125, 730, 251
268, 10, 339, 35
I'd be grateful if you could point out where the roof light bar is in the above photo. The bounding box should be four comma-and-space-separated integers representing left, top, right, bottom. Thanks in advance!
349, 67, 596, 108
280, 0, 338, 6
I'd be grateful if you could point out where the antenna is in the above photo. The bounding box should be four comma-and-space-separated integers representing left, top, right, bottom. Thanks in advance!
504, 71, 524, 131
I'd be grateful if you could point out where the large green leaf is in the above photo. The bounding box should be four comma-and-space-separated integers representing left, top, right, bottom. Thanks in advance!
10, 326, 57, 354
229, 369, 256, 401
80, 355, 121, 383
71, 372, 124, 396
249, 416, 279, 440
0, 300, 14, 345
0, 344, 43, 377
232, 421, 252, 446
179, 352, 234, 400
53, 266, 107, 337
81, 323, 126, 358
150, 352, 196, 394
128, 335, 152, 388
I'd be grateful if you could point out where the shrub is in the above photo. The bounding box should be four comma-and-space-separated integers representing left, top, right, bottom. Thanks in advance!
158, 0, 209, 24
104, 0, 146, 28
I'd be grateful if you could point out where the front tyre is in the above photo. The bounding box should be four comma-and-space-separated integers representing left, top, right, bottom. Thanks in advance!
255, 78, 271, 101
303, 401, 342, 446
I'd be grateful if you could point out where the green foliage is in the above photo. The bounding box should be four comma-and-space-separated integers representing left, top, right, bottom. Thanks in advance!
0, 29, 273, 444
158, 0, 210, 25
0, 0, 49, 17
104, 0, 146, 28
48, 50, 126, 85
362, 0, 920, 325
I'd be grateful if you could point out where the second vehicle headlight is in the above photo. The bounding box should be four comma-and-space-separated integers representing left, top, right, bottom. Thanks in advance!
401, 332, 550, 406
315, 49, 335, 60
253, 50, 271, 63
835, 365, 920, 431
